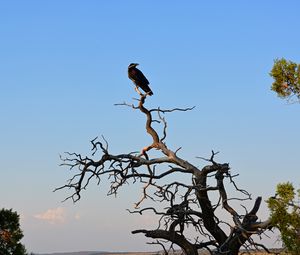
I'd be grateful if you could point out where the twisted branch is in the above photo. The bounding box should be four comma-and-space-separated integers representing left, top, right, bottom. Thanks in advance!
56, 95, 271, 255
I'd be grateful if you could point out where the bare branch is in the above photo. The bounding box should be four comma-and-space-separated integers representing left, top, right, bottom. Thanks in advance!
150, 106, 196, 113
57, 94, 272, 255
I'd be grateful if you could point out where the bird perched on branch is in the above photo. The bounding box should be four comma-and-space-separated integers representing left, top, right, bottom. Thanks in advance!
128, 63, 153, 96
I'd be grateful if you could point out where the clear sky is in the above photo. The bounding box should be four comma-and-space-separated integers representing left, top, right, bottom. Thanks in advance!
1, 0, 300, 253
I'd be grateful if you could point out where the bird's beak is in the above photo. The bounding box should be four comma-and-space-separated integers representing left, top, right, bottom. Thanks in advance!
135, 63, 139, 66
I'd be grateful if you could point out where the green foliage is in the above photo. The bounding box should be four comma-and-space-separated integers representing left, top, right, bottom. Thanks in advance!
267, 183, 300, 255
270, 58, 300, 102
0, 208, 27, 255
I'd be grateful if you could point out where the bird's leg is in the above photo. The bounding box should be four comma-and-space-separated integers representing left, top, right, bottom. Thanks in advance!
135, 86, 144, 97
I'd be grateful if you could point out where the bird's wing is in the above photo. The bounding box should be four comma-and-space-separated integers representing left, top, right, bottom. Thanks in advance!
135, 68, 150, 85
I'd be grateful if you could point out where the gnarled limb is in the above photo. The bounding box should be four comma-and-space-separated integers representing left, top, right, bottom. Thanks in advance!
56, 95, 272, 255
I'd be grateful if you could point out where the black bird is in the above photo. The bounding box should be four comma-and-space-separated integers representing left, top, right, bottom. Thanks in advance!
128, 63, 153, 96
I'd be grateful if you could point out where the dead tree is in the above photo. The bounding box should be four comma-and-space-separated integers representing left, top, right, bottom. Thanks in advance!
56, 94, 271, 255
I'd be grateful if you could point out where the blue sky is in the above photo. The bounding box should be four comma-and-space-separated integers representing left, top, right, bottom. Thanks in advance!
0, 0, 300, 253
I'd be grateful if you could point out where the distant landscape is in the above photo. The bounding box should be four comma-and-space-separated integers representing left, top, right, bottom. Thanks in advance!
35, 249, 284, 255
35, 252, 160, 255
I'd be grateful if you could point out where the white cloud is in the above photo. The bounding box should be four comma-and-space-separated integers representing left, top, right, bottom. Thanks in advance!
34, 207, 66, 224
74, 212, 81, 220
